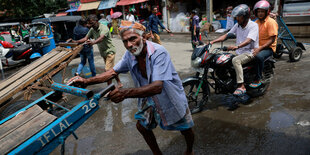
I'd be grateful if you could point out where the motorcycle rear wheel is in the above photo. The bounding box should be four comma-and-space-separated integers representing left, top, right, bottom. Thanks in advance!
246, 82, 270, 98
246, 62, 273, 97
183, 79, 210, 114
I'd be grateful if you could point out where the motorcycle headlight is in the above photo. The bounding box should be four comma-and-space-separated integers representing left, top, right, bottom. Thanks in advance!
191, 57, 202, 68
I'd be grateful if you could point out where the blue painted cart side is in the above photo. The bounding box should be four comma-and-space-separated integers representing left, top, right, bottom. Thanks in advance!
1, 83, 115, 155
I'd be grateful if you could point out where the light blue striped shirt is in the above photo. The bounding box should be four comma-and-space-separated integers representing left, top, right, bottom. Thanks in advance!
113, 41, 188, 126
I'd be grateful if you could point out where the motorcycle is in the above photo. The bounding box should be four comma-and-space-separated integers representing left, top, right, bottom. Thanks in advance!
182, 33, 276, 113
0, 40, 33, 66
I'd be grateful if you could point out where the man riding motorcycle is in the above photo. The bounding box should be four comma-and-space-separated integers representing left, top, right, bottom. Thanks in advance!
209, 4, 259, 95
250, 0, 278, 88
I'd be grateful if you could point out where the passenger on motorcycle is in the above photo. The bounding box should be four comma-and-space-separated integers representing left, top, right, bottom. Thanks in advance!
250, 0, 278, 88
209, 4, 259, 95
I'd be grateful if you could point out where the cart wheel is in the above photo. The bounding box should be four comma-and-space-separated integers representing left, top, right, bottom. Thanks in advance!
0, 100, 33, 119
289, 47, 302, 62
273, 44, 283, 58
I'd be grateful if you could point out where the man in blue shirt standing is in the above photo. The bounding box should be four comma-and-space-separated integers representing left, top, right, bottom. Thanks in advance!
148, 6, 171, 45
73, 18, 96, 77
69, 21, 194, 155
190, 10, 203, 47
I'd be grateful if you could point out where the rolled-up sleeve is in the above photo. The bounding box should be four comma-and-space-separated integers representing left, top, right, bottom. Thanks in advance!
268, 20, 278, 37
247, 23, 259, 42
100, 25, 109, 37
113, 53, 130, 73
152, 52, 173, 81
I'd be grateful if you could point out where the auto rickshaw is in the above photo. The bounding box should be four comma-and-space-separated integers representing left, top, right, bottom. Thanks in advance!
29, 16, 81, 59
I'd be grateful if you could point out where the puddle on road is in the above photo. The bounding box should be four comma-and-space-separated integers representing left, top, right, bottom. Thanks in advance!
67, 137, 95, 155
268, 111, 295, 131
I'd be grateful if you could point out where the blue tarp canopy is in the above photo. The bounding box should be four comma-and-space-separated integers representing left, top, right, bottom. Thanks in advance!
32, 16, 82, 23
66, 8, 78, 12
98, 0, 117, 10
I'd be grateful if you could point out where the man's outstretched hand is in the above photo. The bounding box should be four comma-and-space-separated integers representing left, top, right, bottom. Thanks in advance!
67, 76, 87, 88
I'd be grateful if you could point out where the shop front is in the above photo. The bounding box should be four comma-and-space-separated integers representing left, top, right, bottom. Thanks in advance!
77, 0, 101, 16
116, 0, 150, 21
164, 0, 207, 32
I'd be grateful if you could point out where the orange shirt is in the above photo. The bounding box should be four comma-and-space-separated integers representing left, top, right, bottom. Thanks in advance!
255, 16, 278, 52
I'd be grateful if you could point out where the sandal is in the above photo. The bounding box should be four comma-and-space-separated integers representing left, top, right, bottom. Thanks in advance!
233, 88, 246, 95
249, 81, 262, 88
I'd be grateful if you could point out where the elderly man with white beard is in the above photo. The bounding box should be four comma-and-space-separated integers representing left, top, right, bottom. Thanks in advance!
69, 21, 195, 155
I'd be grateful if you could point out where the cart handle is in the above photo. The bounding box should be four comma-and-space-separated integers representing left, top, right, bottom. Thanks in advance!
96, 84, 115, 99
51, 83, 94, 99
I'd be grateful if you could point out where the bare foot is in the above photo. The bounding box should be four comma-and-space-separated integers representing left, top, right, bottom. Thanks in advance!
117, 82, 123, 88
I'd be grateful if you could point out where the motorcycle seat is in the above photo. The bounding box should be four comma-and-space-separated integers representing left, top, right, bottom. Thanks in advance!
242, 56, 275, 67
10, 44, 32, 53
10, 42, 23, 47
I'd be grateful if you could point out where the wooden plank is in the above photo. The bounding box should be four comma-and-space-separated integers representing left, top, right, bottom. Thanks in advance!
0, 51, 66, 96
0, 105, 43, 139
0, 45, 82, 106
0, 110, 56, 154
0, 50, 58, 90
0, 50, 72, 104
22, 45, 83, 101
0, 50, 59, 90
58, 42, 78, 47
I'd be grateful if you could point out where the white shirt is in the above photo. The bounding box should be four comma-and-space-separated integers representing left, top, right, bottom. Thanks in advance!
126, 14, 135, 22
228, 20, 259, 55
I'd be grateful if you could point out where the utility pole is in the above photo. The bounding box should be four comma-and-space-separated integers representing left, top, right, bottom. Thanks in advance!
206, 0, 213, 23
162, 0, 170, 29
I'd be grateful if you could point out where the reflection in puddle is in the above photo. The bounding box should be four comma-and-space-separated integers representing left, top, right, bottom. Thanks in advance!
104, 104, 113, 131
268, 111, 295, 130
121, 98, 135, 125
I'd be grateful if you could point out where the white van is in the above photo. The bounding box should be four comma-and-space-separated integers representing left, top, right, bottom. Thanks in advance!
282, 0, 310, 25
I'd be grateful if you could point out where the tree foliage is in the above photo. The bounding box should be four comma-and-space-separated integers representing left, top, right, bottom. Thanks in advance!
0, 0, 68, 19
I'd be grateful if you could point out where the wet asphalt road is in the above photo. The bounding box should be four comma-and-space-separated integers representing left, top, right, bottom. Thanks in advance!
1, 32, 310, 154
52, 33, 309, 155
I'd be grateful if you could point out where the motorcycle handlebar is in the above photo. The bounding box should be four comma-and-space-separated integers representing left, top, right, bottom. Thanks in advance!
222, 46, 228, 51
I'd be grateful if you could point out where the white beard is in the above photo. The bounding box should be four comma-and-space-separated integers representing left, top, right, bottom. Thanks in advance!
130, 38, 144, 56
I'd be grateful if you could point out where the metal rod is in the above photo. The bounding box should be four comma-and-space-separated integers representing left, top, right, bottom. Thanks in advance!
45, 99, 70, 111
71, 131, 79, 140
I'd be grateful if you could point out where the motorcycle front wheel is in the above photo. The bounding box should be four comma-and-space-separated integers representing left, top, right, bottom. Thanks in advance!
183, 79, 210, 114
